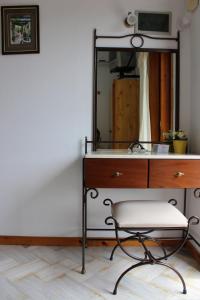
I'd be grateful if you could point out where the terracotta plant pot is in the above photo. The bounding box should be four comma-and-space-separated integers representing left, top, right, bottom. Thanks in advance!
173, 140, 187, 154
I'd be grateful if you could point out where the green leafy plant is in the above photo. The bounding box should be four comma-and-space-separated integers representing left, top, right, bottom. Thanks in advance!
163, 130, 187, 141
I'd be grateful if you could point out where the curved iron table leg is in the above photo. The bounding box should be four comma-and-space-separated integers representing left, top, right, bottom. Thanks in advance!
156, 261, 187, 294
110, 236, 167, 261
110, 243, 118, 261
110, 236, 137, 261
142, 236, 167, 260
113, 261, 150, 295
113, 260, 187, 295
81, 190, 86, 274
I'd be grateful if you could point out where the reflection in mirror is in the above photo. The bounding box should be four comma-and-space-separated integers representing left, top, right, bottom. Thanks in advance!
96, 49, 176, 149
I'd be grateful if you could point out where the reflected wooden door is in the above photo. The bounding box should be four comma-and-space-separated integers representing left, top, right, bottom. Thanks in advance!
112, 79, 139, 149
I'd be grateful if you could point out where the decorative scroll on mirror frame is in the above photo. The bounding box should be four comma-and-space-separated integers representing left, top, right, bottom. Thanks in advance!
92, 29, 180, 150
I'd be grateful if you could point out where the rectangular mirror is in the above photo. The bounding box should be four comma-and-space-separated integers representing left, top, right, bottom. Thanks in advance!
94, 47, 179, 149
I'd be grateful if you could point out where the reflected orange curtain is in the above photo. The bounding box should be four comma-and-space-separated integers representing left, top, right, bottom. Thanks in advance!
149, 53, 173, 141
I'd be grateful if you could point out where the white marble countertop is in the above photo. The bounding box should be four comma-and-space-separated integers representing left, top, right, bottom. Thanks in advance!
85, 149, 200, 159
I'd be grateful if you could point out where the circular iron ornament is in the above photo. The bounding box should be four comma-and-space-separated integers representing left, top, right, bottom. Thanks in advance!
130, 34, 144, 48
85, 188, 99, 199
105, 216, 116, 226
188, 216, 200, 225
168, 199, 178, 206
194, 188, 200, 198
103, 198, 113, 206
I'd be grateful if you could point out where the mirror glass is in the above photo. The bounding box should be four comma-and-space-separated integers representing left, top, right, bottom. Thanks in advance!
95, 48, 177, 149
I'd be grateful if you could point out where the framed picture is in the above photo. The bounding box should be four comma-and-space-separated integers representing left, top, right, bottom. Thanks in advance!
1, 5, 40, 54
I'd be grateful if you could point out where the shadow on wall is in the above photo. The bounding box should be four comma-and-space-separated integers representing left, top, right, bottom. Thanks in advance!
15, 158, 82, 237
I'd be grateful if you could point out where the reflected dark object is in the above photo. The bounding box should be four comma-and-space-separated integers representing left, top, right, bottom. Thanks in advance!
110, 52, 137, 79
128, 142, 145, 152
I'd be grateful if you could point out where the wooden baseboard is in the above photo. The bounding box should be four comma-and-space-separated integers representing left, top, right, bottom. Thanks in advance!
0, 236, 179, 247
0, 236, 82, 246
81, 238, 180, 247
0, 236, 199, 264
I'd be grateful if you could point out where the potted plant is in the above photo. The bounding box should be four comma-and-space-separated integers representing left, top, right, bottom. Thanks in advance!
163, 130, 188, 154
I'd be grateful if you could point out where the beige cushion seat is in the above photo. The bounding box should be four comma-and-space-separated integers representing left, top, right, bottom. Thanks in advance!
111, 200, 188, 228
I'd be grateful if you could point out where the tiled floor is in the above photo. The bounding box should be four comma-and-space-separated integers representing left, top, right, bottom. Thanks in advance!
0, 245, 199, 300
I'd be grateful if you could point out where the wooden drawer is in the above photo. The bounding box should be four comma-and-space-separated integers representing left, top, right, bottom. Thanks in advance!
84, 158, 148, 188
149, 159, 200, 188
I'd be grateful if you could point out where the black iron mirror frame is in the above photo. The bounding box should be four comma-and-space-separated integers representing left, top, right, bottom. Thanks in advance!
92, 29, 180, 150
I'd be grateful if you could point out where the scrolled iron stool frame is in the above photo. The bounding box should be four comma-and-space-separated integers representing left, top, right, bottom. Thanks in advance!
103, 199, 199, 295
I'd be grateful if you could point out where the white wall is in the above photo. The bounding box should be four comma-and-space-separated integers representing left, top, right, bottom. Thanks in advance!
187, 5, 200, 245
0, 0, 187, 237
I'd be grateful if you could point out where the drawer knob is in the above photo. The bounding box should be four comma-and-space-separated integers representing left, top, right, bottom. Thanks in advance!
112, 171, 123, 177
174, 171, 185, 177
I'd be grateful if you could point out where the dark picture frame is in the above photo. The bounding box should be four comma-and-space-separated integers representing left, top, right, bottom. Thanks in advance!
1, 5, 40, 54
135, 11, 172, 35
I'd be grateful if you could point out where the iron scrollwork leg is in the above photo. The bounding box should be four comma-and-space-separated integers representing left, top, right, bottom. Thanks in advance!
113, 261, 149, 295
105, 213, 199, 294
81, 187, 86, 274
156, 261, 187, 294
81, 188, 99, 274
110, 235, 137, 261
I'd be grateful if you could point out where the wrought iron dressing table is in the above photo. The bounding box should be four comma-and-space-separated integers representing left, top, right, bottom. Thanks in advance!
82, 139, 200, 274
82, 31, 200, 274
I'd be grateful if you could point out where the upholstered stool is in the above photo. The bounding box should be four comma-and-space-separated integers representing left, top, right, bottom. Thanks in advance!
104, 199, 199, 295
